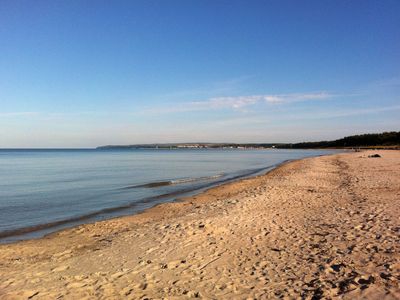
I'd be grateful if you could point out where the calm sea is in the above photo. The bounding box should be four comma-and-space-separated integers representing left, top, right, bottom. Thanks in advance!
0, 148, 335, 243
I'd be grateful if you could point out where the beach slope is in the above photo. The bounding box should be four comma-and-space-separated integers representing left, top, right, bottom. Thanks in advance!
0, 150, 399, 299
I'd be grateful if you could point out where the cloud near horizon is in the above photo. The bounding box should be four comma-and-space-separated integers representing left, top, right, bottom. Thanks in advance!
143, 91, 333, 114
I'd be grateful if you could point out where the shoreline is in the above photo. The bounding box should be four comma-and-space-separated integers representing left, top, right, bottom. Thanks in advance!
0, 156, 301, 244
1, 150, 399, 299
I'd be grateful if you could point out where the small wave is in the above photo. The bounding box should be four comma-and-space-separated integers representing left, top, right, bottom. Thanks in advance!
130, 181, 172, 188
124, 174, 224, 189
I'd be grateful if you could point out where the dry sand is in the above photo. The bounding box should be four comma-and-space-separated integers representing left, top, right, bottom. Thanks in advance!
0, 150, 399, 299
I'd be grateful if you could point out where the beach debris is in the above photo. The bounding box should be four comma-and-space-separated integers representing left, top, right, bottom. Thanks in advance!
368, 154, 381, 158
270, 247, 282, 252
160, 263, 168, 269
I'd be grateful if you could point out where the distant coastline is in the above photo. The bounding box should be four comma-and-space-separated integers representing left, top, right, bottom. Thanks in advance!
97, 131, 400, 150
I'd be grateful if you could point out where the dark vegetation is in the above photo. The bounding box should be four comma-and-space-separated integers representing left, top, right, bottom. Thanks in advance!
276, 131, 400, 149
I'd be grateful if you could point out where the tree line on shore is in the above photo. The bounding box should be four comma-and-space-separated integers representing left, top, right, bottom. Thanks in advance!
275, 131, 400, 149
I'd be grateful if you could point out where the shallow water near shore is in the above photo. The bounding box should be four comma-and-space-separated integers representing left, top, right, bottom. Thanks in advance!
0, 148, 335, 243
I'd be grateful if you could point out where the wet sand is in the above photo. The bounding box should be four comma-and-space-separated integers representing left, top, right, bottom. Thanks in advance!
0, 150, 399, 299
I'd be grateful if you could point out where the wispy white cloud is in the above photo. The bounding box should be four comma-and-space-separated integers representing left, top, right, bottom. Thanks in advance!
263, 92, 332, 103
143, 91, 333, 114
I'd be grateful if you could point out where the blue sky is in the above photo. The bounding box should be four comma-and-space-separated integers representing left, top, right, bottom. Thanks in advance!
1, 0, 399, 147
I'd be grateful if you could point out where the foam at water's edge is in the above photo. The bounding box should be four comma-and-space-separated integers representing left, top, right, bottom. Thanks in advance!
124, 174, 224, 189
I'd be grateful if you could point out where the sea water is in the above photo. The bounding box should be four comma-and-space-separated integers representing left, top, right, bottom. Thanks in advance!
0, 148, 335, 243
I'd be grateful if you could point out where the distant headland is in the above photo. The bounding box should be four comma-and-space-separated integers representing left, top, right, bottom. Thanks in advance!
97, 131, 400, 150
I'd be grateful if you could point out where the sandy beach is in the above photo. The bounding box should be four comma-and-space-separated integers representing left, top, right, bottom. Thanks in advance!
0, 150, 399, 299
